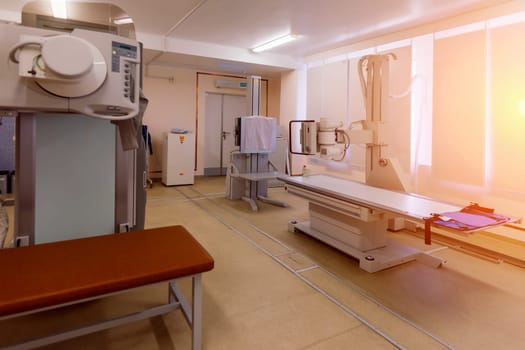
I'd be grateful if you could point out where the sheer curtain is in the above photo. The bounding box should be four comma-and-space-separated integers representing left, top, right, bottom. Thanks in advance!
489, 20, 525, 196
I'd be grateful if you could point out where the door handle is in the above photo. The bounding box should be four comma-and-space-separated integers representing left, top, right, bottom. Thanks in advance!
222, 131, 231, 140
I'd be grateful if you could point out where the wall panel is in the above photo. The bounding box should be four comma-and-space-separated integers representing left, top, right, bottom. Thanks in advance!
433, 31, 486, 186
489, 22, 525, 193
380, 45, 412, 174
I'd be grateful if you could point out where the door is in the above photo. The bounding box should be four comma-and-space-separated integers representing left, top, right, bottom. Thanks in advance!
221, 94, 246, 170
204, 93, 246, 176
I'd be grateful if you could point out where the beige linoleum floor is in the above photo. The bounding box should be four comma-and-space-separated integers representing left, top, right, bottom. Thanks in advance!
2, 176, 525, 349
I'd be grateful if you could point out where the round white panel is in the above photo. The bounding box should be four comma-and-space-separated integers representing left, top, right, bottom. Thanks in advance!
41, 36, 94, 78
38, 36, 107, 98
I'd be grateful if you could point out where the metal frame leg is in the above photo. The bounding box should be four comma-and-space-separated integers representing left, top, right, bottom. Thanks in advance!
257, 195, 288, 208
1, 275, 207, 350
192, 274, 202, 350
241, 196, 259, 211
168, 274, 203, 350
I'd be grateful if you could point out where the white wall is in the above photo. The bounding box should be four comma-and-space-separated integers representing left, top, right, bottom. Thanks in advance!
142, 66, 195, 177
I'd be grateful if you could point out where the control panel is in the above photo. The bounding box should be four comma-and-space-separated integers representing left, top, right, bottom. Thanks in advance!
112, 41, 137, 104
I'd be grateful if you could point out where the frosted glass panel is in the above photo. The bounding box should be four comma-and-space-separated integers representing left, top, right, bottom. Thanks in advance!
307, 61, 348, 121
35, 114, 115, 243
348, 57, 366, 121
433, 31, 485, 186
306, 65, 323, 120
320, 60, 348, 120
381, 45, 412, 174
489, 22, 525, 192
348, 57, 366, 169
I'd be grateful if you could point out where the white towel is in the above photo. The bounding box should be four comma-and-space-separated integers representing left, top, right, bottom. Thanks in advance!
240, 116, 276, 153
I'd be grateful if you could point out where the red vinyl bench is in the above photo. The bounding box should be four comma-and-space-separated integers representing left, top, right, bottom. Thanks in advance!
0, 225, 214, 350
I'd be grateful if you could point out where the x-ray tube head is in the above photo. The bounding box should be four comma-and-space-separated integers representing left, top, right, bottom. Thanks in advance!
289, 120, 317, 155
301, 121, 318, 154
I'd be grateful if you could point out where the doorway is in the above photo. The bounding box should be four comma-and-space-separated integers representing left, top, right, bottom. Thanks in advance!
204, 93, 246, 176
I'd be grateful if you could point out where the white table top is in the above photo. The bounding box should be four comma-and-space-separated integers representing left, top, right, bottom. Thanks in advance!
278, 174, 462, 220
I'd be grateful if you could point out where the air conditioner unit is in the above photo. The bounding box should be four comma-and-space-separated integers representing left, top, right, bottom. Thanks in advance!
214, 79, 247, 89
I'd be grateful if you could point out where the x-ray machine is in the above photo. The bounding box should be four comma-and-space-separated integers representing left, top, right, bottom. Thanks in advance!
0, 23, 148, 245
280, 54, 466, 272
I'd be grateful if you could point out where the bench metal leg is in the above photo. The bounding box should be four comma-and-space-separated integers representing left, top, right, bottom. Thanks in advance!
1, 303, 179, 350
2, 275, 205, 350
169, 274, 203, 350
192, 274, 202, 350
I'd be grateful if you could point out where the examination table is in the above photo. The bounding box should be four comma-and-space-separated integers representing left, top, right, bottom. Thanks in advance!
0, 225, 214, 350
278, 174, 513, 272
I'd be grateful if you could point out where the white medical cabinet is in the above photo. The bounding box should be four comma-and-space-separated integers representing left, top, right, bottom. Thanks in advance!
162, 132, 195, 186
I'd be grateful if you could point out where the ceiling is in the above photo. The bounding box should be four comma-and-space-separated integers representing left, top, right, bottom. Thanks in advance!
0, 0, 512, 77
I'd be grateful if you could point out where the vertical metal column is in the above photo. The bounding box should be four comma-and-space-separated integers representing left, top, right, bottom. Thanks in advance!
14, 113, 36, 245
360, 55, 392, 184
246, 76, 262, 200
114, 127, 135, 233
246, 75, 261, 116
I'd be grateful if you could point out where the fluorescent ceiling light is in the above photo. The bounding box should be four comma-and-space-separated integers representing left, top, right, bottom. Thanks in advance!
114, 17, 134, 25
252, 34, 297, 53
50, 0, 67, 19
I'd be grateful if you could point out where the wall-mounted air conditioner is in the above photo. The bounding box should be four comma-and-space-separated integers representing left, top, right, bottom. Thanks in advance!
214, 79, 247, 89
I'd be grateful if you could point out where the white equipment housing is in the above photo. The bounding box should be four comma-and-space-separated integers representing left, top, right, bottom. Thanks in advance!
162, 132, 195, 186
0, 24, 147, 245
1, 23, 140, 120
